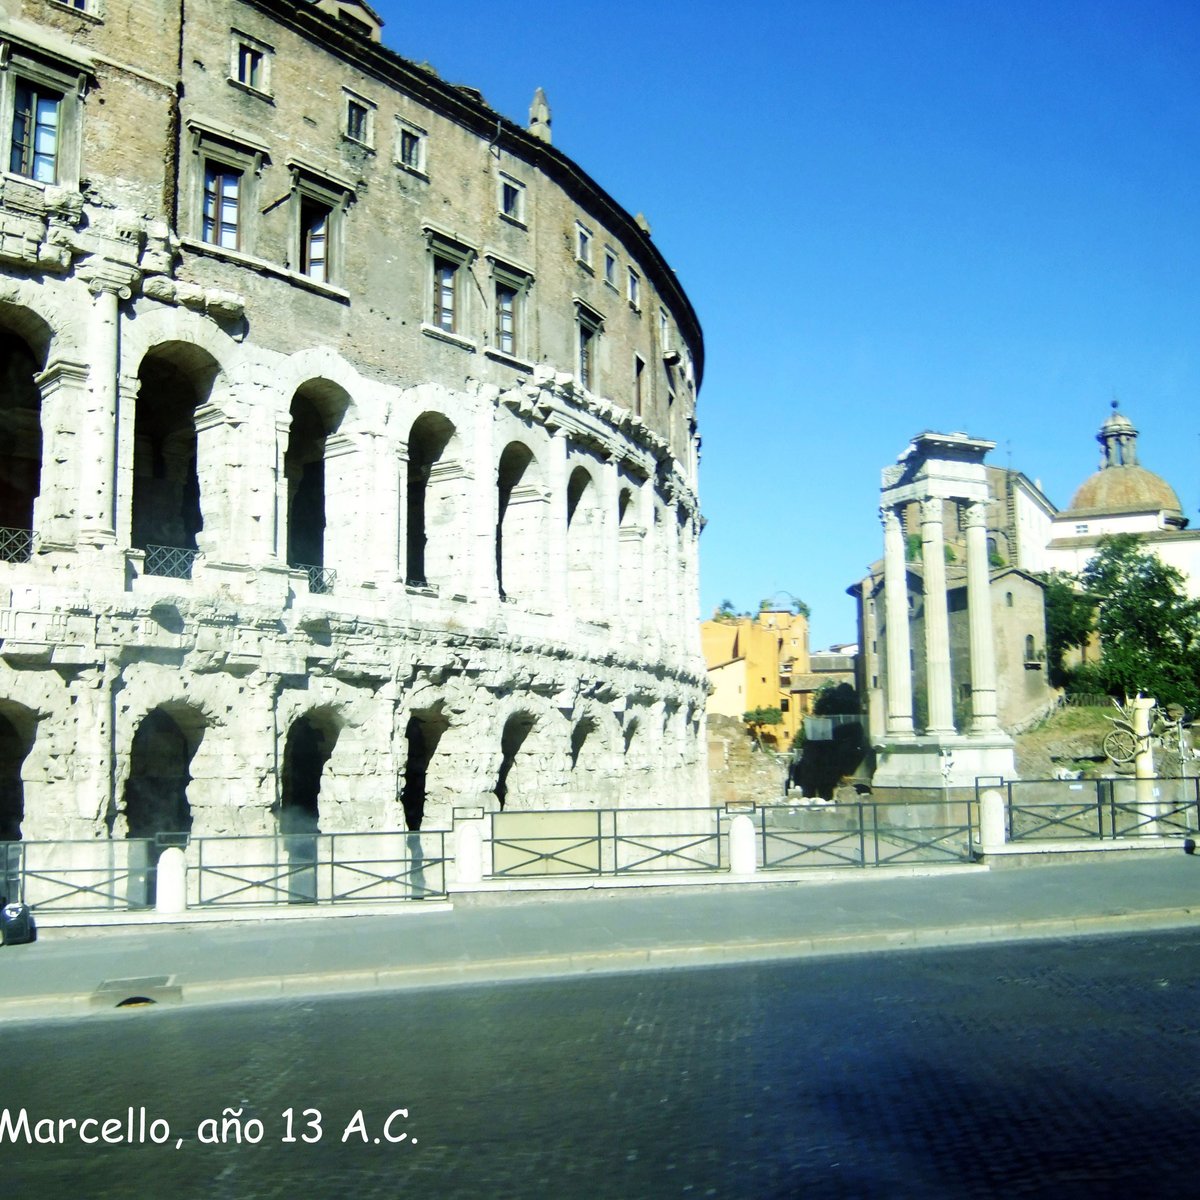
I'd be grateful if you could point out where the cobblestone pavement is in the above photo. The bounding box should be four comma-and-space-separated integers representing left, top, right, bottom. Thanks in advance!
5, 929, 1200, 1198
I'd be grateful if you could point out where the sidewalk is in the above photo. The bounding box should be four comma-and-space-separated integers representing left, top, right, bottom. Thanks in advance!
1, 855, 1197, 1021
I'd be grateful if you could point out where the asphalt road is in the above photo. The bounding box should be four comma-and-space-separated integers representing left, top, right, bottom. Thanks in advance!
4, 928, 1199, 1199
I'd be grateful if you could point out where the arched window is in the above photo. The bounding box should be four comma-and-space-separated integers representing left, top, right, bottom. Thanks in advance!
406, 413, 457, 589
132, 347, 215, 577
496, 441, 542, 604
566, 465, 597, 617
1025, 634, 1036, 661
285, 382, 349, 593
0, 328, 44, 561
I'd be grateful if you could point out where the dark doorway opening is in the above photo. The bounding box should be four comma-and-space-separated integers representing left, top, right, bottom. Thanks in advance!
495, 713, 534, 810
122, 708, 197, 906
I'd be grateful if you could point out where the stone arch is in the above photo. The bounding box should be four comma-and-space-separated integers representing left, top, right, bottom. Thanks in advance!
400, 701, 450, 830
0, 700, 37, 842
497, 438, 546, 605
566, 700, 620, 806
495, 710, 536, 811
278, 707, 342, 836
0, 316, 44, 551
121, 308, 240, 382
622, 714, 639, 756
131, 341, 220, 562
406, 410, 463, 591
0, 293, 61, 366
285, 378, 351, 579
566, 464, 599, 618
119, 705, 202, 839
616, 475, 644, 623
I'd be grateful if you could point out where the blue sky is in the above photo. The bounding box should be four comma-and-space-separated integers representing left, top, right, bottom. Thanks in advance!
372, 0, 1200, 647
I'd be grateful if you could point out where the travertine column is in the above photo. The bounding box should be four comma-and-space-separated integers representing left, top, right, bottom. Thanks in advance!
881, 506, 914, 736
33, 358, 90, 547
393, 443, 409, 581
599, 457, 619, 620
471, 399, 498, 603
547, 429, 568, 617
921, 497, 955, 735
272, 413, 291, 563
78, 280, 128, 543
964, 500, 1000, 732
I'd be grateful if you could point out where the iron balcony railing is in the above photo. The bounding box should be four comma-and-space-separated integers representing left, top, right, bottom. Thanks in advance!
291, 562, 337, 594
0, 526, 34, 564
143, 543, 199, 579
997, 776, 1200, 841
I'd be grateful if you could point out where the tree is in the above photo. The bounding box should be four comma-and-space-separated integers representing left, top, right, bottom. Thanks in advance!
742, 706, 783, 748
1041, 570, 1095, 688
1079, 534, 1200, 711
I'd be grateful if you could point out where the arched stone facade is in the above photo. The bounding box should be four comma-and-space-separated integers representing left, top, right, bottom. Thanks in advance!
0, 0, 707, 848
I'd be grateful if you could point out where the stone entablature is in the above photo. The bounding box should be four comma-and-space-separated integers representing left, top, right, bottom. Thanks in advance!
0, 0, 708, 848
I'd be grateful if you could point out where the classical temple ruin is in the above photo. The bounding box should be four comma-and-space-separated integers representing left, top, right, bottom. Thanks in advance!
0, 0, 707, 855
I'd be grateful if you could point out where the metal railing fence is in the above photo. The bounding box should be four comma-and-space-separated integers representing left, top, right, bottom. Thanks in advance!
488, 807, 726, 878
0, 830, 446, 912
757, 797, 977, 869
191, 831, 445, 905
998, 777, 1200, 841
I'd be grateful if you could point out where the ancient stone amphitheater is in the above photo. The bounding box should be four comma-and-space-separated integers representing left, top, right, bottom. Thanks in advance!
0, 0, 705, 860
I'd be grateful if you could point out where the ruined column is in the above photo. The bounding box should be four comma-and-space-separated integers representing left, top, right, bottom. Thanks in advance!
881, 506, 914, 736
964, 499, 1000, 733
921, 496, 955, 735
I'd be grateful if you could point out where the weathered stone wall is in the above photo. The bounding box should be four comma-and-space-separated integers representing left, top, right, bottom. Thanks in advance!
0, 0, 708, 845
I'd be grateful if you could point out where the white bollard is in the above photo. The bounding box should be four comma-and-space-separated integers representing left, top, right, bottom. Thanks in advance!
155, 846, 188, 914
729, 814, 757, 875
978, 788, 1007, 853
455, 820, 484, 885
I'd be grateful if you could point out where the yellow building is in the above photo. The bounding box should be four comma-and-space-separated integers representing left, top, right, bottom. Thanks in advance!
701, 608, 811, 748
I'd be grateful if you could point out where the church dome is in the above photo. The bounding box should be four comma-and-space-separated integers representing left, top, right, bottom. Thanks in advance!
1063, 403, 1185, 523
1067, 465, 1183, 517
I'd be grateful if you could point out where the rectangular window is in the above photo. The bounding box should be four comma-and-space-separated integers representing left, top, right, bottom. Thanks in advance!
202, 163, 241, 250
10, 82, 61, 184
579, 325, 594, 391
659, 308, 670, 350
633, 354, 645, 416
299, 197, 331, 282
576, 222, 593, 267
395, 117, 427, 174
399, 128, 421, 168
347, 100, 368, 142
499, 176, 525, 223
433, 256, 457, 332
627, 268, 640, 309
496, 282, 517, 355
576, 303, 603, 393
237, 44, 263, 89
604, 248, 617, 286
